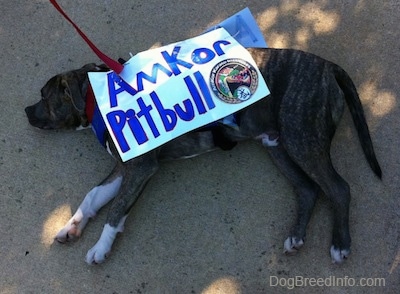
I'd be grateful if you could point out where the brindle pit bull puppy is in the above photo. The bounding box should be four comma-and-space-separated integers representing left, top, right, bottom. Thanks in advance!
25, 48, 382, 265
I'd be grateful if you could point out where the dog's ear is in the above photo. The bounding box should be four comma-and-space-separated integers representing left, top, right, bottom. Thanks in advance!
60, 72, 89, 126
60, 74, 86, 111
73, 63, 109, 105
59, 64, 109, 127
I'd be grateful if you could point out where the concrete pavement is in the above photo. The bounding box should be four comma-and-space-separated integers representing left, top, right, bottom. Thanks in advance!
0, 1, 398, 293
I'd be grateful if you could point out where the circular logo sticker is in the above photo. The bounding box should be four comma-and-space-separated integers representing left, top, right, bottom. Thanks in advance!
210, 58, 259, 104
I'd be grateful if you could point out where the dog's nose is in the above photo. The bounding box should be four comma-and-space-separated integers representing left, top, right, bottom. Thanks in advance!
25, 105, 36, 120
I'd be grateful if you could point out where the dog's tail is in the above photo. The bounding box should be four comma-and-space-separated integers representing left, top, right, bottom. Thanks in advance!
334, 65, 382, 179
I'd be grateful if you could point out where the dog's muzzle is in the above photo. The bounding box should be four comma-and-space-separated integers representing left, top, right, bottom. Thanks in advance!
25, 102, 53, 129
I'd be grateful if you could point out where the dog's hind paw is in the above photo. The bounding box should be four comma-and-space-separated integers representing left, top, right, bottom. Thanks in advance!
283, 237, 304, 255
330, 246, 350, 264
256, 132, 279, 147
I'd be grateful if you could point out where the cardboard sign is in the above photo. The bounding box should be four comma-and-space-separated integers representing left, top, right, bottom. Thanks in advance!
204, 7, 268, 48
88, 28, 270, 162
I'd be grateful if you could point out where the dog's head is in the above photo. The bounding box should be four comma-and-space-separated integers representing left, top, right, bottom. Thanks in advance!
25, 63, 106, 129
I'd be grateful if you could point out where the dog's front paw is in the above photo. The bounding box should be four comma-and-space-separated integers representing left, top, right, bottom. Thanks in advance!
330, 246, 350, 264
85, 224, 119, 265
283, 237, 304, 255
86, 241, 111, 265
55, 220, 82, 243
54, 209, 88, 243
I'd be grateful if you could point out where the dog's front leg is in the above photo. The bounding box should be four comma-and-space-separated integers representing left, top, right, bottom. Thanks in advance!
85, 151, 159, 264
55, 166, 123, 243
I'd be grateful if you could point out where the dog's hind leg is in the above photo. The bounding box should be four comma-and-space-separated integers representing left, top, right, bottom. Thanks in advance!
308, 158, 351, 264
85, 151, 159, 264
285, 147, 351, 263
267, 145, 321, 255
55, 166, 123, 243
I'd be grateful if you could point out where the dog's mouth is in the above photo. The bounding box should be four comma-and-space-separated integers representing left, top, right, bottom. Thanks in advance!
25, 104, 53, 129
25, 103, 81, 130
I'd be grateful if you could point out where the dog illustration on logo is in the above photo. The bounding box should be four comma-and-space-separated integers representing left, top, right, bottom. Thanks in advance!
211, 58, 258, 104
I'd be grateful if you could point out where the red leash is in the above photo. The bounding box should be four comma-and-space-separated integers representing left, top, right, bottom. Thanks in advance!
49, 0, 124, 74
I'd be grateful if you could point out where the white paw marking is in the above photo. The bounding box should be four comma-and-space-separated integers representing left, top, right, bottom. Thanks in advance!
86, 216, 127, 265
55, 176, 122, 242
256, 133, 279, 147
330, 246, 350, 264
284, 237, 304, 255
55, 208, 86, 242
75, 124, 92, 131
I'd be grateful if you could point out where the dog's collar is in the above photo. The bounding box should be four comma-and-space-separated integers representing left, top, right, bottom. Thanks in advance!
85, 83, 96, 123
85, 84, 107, 147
